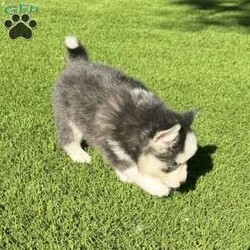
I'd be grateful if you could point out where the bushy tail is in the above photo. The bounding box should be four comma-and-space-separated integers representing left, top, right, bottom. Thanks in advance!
65, 36, 88, 60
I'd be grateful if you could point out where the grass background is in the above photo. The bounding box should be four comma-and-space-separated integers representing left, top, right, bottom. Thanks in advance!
0, 0, 250, 249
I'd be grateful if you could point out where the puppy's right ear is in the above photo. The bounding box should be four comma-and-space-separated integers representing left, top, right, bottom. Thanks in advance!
153, 124, 181, 144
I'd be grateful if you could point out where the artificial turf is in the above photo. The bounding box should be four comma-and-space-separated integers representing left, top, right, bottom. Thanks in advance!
0, 0, 249, 249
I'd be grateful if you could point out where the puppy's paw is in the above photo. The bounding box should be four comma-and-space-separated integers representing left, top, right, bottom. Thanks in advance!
137, 176, 171, 197
116, 170, 133, 183
163, 164, 188, 188
143, 183, 171, 197
72, 151, 91, 164
64, 143, 91, 164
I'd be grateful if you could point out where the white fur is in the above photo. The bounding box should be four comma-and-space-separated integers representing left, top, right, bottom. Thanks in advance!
138, 153, 165, 175
117, 166, 171, 197
110, 137, 188, 194
117, 166, 138, 182
64, 142, 91, 163
162, 164, 188, 188
69, 121, 83, 142
65, 36, 79, 49
138, 152, 187, 189
64, 121, 91, 164
180, 164, 188, 183
165, 132, 197, 188
136, 175, 171, 196
160, 132, 197, 188
107, 139, 133, 163
115, 170, 133, 183
176, 132, 197, 164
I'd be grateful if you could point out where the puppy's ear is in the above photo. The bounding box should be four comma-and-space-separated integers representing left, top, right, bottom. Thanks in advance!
153, 124, 181, 143
183, 110, 197, 126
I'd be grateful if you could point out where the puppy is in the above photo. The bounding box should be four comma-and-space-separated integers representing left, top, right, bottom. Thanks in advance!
53, 36, 198, 197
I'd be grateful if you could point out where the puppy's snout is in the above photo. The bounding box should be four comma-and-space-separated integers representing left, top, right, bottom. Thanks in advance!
180, 179, 186, 185
179, 164, 188, 185
179, 174, 187, 184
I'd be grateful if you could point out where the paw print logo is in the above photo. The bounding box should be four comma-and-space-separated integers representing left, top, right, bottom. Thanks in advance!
4, 14, 37, 39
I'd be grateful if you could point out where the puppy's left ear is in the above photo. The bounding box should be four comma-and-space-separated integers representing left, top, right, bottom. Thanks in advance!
182, 110, 197, 126
153, 124, 181, 143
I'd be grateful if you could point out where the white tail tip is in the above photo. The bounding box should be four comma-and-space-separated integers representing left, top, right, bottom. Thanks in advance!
65, 36, 79, 49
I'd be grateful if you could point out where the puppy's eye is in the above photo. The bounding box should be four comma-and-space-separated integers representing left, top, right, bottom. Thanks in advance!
162, 163, 179, 173
175, 162, 183, 167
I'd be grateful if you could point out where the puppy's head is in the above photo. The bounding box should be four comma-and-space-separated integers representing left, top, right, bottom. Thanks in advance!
138, 110, 198, 189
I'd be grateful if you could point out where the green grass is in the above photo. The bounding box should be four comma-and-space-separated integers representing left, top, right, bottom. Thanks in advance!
0, 0, 250, 249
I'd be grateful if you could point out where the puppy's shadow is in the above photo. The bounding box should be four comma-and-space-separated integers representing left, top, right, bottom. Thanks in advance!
179, 145, 217, 193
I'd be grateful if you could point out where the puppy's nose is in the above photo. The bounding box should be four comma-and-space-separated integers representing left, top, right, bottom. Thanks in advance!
180, 179, 186, 185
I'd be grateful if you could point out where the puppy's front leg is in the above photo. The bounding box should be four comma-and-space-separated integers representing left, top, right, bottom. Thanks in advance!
116, 166, 171, 197
115, 169, 133, 183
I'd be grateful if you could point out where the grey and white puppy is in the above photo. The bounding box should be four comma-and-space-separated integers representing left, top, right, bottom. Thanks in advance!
54, 36, 198, 197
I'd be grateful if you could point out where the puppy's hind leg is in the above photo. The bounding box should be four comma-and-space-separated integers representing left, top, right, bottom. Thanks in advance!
58, 120, 91, 164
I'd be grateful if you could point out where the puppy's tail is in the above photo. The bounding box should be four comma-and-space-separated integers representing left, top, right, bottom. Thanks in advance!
65, 36, 88, 61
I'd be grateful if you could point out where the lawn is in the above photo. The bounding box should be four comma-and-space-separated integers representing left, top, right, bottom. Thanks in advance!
0, 0, 249, 249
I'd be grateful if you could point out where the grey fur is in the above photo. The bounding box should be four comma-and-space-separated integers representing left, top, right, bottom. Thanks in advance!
53, 37, 196, 175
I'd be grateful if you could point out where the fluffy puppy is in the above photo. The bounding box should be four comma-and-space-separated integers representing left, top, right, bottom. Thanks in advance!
53, 36, 198, 196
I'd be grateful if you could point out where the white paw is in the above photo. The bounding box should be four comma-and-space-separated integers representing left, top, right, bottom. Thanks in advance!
164, 179, 181, 189
163, 164, 188, 188
116, 170, 133, 183
71, 151, 91, 164
64, 143, 91, 164
65, 36, 79, 49
136, 175, 171, 197
143, 182, 171, 197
